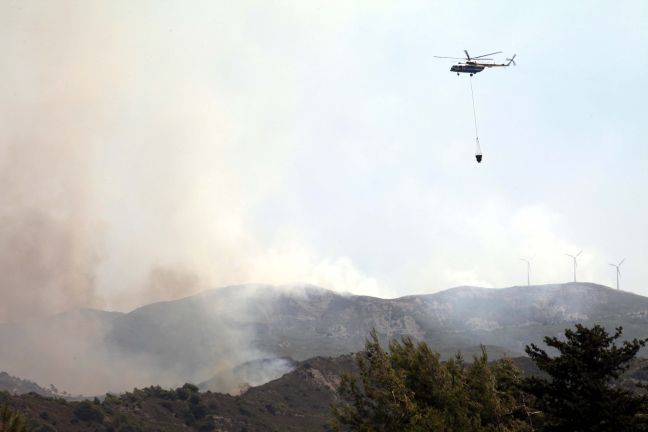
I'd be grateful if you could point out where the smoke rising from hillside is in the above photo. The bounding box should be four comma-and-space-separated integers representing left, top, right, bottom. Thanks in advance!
0, 2, 114, 321
0, 285, 326, 395
2, 1, 633, 323
0, 1, 383, 391
2, 0, 646, 396
0, 2, 383, 394
0, 2, 385, 323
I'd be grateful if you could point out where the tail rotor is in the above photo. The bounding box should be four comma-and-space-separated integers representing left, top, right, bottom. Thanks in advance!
506, 54, 517, 66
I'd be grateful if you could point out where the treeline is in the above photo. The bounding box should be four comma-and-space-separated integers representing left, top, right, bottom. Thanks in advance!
2, 324, 647, 431
332, 324, 648, 432
0, 383, 214, 432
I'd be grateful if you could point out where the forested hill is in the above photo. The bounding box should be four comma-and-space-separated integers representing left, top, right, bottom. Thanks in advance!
3, 353, 648, 432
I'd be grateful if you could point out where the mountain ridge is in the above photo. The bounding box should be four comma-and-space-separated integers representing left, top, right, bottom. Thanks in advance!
1, 282, 647, 396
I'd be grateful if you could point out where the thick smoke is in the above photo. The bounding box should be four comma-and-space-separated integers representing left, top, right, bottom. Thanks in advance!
0, 284, 305, 396
0, 2, 114, 321
0, 2, 385, 394
0, 1, 383, 321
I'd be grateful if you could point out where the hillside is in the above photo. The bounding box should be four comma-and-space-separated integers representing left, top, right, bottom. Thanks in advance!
3, 352, 648, 432
0, 372, 58, 398
0, 355, 357, 432
1, 282, 648, 395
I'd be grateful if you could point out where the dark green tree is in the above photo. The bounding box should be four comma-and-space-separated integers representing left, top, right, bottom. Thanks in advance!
332, 330, 419, 431
524, 324, 648, 432
0, 404, 27, 432
74, 400, 104, 423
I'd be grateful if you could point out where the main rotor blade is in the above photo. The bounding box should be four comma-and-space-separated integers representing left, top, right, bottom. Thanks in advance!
473, 51, 502, 59
464, 50, 470, 60
433, 56, 466, 60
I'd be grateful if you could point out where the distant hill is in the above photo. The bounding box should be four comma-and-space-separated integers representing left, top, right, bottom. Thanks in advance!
0, 371, 58, 397
1, 282, 647, 395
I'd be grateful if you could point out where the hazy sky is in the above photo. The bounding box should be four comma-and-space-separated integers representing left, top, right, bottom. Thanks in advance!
1, 1, 647, 319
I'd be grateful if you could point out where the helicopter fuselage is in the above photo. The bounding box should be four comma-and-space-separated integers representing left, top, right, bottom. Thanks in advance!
450, 64, 485, 74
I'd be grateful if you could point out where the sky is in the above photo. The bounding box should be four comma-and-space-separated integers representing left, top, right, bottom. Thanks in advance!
1, 0, 647, 320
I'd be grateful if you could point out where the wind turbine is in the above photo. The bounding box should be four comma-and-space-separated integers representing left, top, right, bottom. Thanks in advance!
608, 259, 625, 290
520, 257, 532, 286
565, 250, 582, 282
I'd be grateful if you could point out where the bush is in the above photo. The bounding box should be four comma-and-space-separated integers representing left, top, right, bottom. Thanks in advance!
190, 402, 208, 419
176, 383, 198, 401
73, 400, 104, 423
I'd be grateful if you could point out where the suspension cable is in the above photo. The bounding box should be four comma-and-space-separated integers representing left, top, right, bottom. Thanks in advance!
469, 75, 479, 139
469, 76, 482, 162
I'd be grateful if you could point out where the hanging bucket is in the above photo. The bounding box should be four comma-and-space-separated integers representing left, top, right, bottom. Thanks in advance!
475, 137, 482, 163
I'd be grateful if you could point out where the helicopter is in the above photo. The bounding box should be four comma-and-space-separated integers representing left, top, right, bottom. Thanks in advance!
434, 50, 517, 164
434, 50, 517, 76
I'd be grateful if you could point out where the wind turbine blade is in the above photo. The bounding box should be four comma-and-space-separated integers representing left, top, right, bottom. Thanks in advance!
619, 258, 625, 266
609, 263, 616, 267
576, 250, 583, 257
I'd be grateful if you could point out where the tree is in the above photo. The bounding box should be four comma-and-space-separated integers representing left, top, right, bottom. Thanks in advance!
0, 404, 27, 432
332, 330, 533, 431
332, 330, 419, 431
524, 324, 648, 432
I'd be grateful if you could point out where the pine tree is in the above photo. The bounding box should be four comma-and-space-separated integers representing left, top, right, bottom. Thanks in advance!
524, 324, 648, 432
0, 404, 27, 432
332, 329, 420, 431
332, 331, 533, 431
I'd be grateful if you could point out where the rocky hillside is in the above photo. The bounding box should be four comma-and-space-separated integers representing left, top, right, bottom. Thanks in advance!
1, 282, 648, 396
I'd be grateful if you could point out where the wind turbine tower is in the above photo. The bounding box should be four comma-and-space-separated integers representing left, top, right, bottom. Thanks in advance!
565, 250, 582, 282
520, 258, 532, 286
609, 259, 625, 290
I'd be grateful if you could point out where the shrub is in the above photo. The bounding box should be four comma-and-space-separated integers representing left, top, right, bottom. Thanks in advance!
73, 400, 104, 423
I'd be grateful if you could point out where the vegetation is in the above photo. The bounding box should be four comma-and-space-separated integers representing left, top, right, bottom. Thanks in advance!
0, 403, 26, 432
524, 324, 648, 432
1, 324, 648, 431
332, 329, 533, 431
73, 400, 104, 423
334, 325, 648, 432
